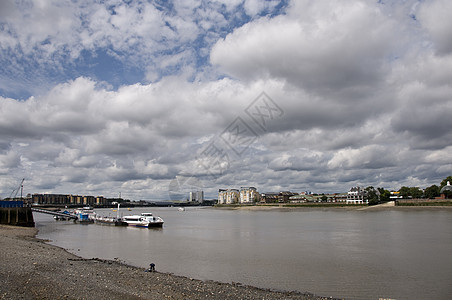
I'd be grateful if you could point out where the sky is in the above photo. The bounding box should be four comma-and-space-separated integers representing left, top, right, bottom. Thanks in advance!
1, 0, 451, 201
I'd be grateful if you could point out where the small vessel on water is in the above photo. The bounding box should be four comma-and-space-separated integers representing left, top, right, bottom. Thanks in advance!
123, 213, 164, 228
76, 213, 94, 224
73, 207, 95, 224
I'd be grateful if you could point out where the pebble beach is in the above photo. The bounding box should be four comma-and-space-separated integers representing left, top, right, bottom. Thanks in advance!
0, 225, 335, 300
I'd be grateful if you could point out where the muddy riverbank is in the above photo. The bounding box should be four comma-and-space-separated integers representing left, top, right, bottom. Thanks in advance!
0, 225, 335, 300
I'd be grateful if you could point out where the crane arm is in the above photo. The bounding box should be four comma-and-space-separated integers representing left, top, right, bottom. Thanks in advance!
11, 178, 25, 199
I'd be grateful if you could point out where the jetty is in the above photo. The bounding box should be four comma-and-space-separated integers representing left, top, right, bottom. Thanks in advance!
31, 207, 78, 220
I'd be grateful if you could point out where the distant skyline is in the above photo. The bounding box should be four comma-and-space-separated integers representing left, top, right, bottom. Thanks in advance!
1, 0, 451, 200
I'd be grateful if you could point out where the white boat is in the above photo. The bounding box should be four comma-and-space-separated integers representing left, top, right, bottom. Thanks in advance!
123, 213, 164, 228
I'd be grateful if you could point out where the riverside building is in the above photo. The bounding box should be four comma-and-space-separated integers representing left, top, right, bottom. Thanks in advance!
346, 187, 368, 204
31, 194, 108, 206
189, 190, 204, 202
239, 187, 259, 204
218, 189, 239, 204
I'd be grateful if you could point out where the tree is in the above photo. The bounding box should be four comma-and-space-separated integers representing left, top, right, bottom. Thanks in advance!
398, 186, 411, 199
409, 187, 423, 199
377, 188, 391, 202
365, 186, 379, 205
398, 186, 423, 199
424, 185, 440, 199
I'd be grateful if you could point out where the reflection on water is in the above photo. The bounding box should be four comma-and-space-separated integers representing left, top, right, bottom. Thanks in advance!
35, 207, 452, 300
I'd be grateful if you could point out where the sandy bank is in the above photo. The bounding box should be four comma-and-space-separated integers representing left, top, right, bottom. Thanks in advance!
0, 225, 334, 300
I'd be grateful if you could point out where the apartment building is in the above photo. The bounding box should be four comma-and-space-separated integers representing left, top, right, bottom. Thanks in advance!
218, 189, 239, 204
239, 187, 259, 204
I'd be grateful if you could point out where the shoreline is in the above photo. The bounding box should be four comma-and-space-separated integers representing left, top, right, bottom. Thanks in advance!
214, 204, 452, 211
0, 224, 335, 300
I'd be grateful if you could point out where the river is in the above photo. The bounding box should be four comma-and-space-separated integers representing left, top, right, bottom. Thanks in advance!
34, 207, 452, 300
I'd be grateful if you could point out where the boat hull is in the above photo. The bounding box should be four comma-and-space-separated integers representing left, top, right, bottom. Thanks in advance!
77, 219, 94, 224
147, 222, 164, 228
127, 222, 163, 228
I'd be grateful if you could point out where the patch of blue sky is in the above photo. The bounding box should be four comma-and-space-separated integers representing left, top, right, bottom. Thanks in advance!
74, 49, 145, 88
153, 0, 175, 14
0, 47, 62, 99
0, 47, 145, 99
267, 0, 290, 17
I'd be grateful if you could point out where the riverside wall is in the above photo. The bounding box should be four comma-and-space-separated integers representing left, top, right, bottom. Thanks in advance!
0, 207, 35, 227
396, 199, 452, 206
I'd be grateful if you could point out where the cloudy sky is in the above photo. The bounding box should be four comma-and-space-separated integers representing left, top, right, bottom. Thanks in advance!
1, 0, 451, 201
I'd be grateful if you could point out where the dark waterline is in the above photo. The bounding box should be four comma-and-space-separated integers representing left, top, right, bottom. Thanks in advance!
34, 207, 452, 300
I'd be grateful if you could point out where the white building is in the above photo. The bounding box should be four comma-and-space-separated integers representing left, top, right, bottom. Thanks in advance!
239, 187, 259, 204
218, 189, 239, 204
346, 186, 368, 204
189, 191, 196, 202
218, 189, 226, 204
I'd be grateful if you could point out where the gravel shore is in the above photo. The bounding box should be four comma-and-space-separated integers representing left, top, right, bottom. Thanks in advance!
0, 225, 336, 300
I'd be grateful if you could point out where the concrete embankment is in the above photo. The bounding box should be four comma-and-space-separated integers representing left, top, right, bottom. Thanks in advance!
0, 224, 337, 300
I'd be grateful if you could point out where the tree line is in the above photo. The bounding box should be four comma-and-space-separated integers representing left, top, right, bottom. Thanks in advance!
365, 176, 452, 205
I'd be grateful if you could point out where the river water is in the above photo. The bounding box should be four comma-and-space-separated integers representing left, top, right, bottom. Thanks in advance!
34, 207, 452, 300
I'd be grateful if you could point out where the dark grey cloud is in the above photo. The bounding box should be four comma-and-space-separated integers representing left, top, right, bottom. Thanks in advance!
418, 0, 452, 55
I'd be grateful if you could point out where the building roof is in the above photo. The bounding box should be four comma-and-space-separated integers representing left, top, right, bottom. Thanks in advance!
440, 181, 452, 193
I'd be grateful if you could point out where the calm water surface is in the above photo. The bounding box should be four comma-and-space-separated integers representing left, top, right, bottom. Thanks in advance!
34, 207, 452, 300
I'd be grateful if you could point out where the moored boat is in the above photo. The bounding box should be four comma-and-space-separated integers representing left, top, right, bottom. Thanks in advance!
94, 203, 128, 226
76, 213, 94, 224
123, 213, 164, 228
94, 215, 128, 226
73, 207, 95, 224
